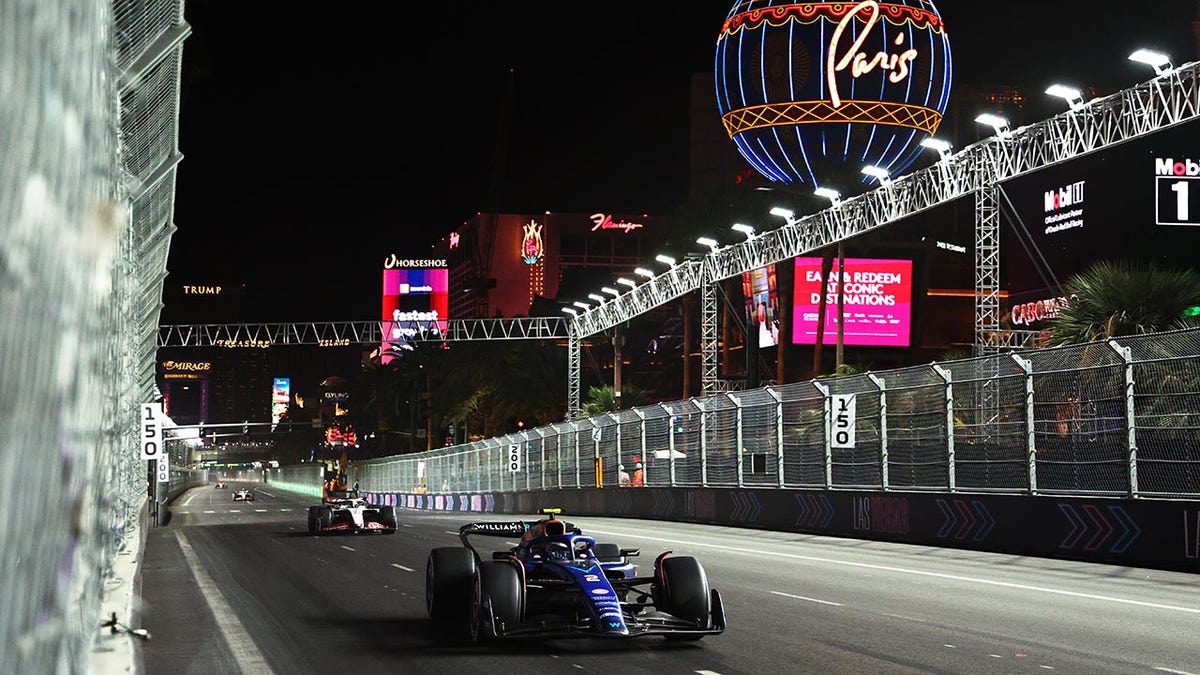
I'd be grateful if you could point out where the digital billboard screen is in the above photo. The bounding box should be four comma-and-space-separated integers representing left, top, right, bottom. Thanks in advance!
741, 264, 780, 347
792, 257, 913, 347
271, 377, 290, 429
1001, 119, 1200, 305
381, 266, 449, 363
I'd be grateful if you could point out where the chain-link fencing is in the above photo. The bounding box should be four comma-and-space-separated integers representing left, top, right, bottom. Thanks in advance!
0, 0, 187, 671
355, 329, 1200, 500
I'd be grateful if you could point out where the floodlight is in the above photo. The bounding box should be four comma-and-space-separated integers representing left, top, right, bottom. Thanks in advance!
616, 277, 638, 288
588, 293, 606, 303
562, 307, 578, 316
814, 187, 842, 206
1129, 48, 1172, 76
655, 254, 677, 266
1045, 84, 1085, 111
601, 286, 621, 297
573, 301, 590, 310
921, 137, 952, 160
696, 237, 720, 251
731, 223, 755, 238
861, 165, 891, 186
634, 267, 655, 279
975, 113, 1011, 138
769, 206, 795, 221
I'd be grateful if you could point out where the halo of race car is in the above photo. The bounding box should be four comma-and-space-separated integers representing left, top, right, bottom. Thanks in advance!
425, 508, 725, 643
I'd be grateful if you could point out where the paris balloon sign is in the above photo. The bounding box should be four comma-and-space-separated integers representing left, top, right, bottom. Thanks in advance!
715, 0, 953, 188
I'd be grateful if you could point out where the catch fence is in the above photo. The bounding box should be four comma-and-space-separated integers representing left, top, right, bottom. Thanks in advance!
356, 329, 1200, 500
0, 0, 187, 672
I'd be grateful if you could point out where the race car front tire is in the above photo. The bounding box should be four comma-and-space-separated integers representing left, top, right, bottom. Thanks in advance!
318, 506, 332, 530
426, 547, 476, 635
473, 561, 524, 642
307, 506, 320, 535
654, 555, 711, 637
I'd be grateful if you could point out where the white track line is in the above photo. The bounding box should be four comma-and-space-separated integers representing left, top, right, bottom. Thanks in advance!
341, 545, 355, 552
587, 528, 1200, 615
770, 590, 842, 606
182, 493, 196, 506
257, 489, 276, 498
174, 531, 275, 674
1156, 667, 1199, 675
391, 563, 414, 572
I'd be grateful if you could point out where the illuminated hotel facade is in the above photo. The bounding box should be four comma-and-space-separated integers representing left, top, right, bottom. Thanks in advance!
432, 211, 668, 319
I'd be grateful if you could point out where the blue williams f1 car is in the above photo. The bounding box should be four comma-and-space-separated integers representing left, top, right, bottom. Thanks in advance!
425, 508, 725, 643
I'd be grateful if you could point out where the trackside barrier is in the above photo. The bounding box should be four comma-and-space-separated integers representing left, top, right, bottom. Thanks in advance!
361, 487, 1199, 573
353, 329, 1200, 499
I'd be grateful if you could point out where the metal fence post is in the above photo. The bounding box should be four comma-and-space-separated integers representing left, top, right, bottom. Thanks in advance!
729, 393, 743, 487
1010, 354, 1038, 495
698, 398, 709, 487
813, 381, 832, 489
768, 386, 784, 488
932, 365, 956, 492
1109, 339, 1139, 498
572, 421, 581, 488
868, 373, 889, 490
661, 403, 677, 487
634, 408, 647, 487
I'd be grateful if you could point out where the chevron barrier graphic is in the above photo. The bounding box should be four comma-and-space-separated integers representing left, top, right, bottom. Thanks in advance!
730, 491, 762, 523
1058, 503, 1142, 554
650, 490, 675, 518
935, 499, 996, 542
795, 493, 835, 529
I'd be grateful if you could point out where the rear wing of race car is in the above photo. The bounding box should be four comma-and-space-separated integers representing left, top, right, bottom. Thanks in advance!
458, 521, 528, 556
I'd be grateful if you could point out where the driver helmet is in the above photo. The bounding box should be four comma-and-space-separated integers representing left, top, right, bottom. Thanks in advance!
546, 541, 572, 561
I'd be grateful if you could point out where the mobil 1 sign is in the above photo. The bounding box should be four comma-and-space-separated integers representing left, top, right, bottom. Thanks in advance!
1156, 156, 1200, 226
832, 394, 856, 449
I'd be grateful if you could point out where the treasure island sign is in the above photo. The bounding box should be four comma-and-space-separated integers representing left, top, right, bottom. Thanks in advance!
715, 1, 952, 188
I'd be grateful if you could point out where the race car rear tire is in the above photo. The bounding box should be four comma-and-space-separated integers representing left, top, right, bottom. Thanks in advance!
426, 547, 475, 635
307, 506, 320, 535
378, 505, 397, 531
654, 555, 711, 637
473, 561, 524, 642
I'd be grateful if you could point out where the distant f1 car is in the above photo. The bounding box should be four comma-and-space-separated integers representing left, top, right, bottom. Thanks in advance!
425, 508, 725, 643
214, 482, 227, 489
233, 489, 254, 502
307, 490, 397, 535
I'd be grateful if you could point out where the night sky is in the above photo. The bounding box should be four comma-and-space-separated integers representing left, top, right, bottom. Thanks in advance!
164, 0, 1200, 324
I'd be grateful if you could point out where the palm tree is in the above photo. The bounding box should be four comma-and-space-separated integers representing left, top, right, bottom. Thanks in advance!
578, 384, 648, 418
1045, 259, 1200, 346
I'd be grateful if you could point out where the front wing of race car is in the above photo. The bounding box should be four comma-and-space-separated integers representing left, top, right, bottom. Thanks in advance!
479, 577, 727, 641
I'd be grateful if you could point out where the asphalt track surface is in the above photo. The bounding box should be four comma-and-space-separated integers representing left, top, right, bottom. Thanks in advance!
139, 480, 1200, 675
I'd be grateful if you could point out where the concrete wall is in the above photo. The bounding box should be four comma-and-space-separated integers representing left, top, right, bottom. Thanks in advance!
362, 487, 1200, 573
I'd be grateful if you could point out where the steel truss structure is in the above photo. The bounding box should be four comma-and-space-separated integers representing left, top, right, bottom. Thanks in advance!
563, 62, 1200, 416
157, 64, 1200, 420
158, 317, 569, 347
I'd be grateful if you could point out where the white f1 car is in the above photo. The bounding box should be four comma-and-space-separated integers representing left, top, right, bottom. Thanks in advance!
307, 491, 397, 535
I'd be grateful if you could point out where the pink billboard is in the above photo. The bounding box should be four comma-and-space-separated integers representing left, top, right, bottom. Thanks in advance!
381, 266, 449, 363
792, 257, 912, 347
